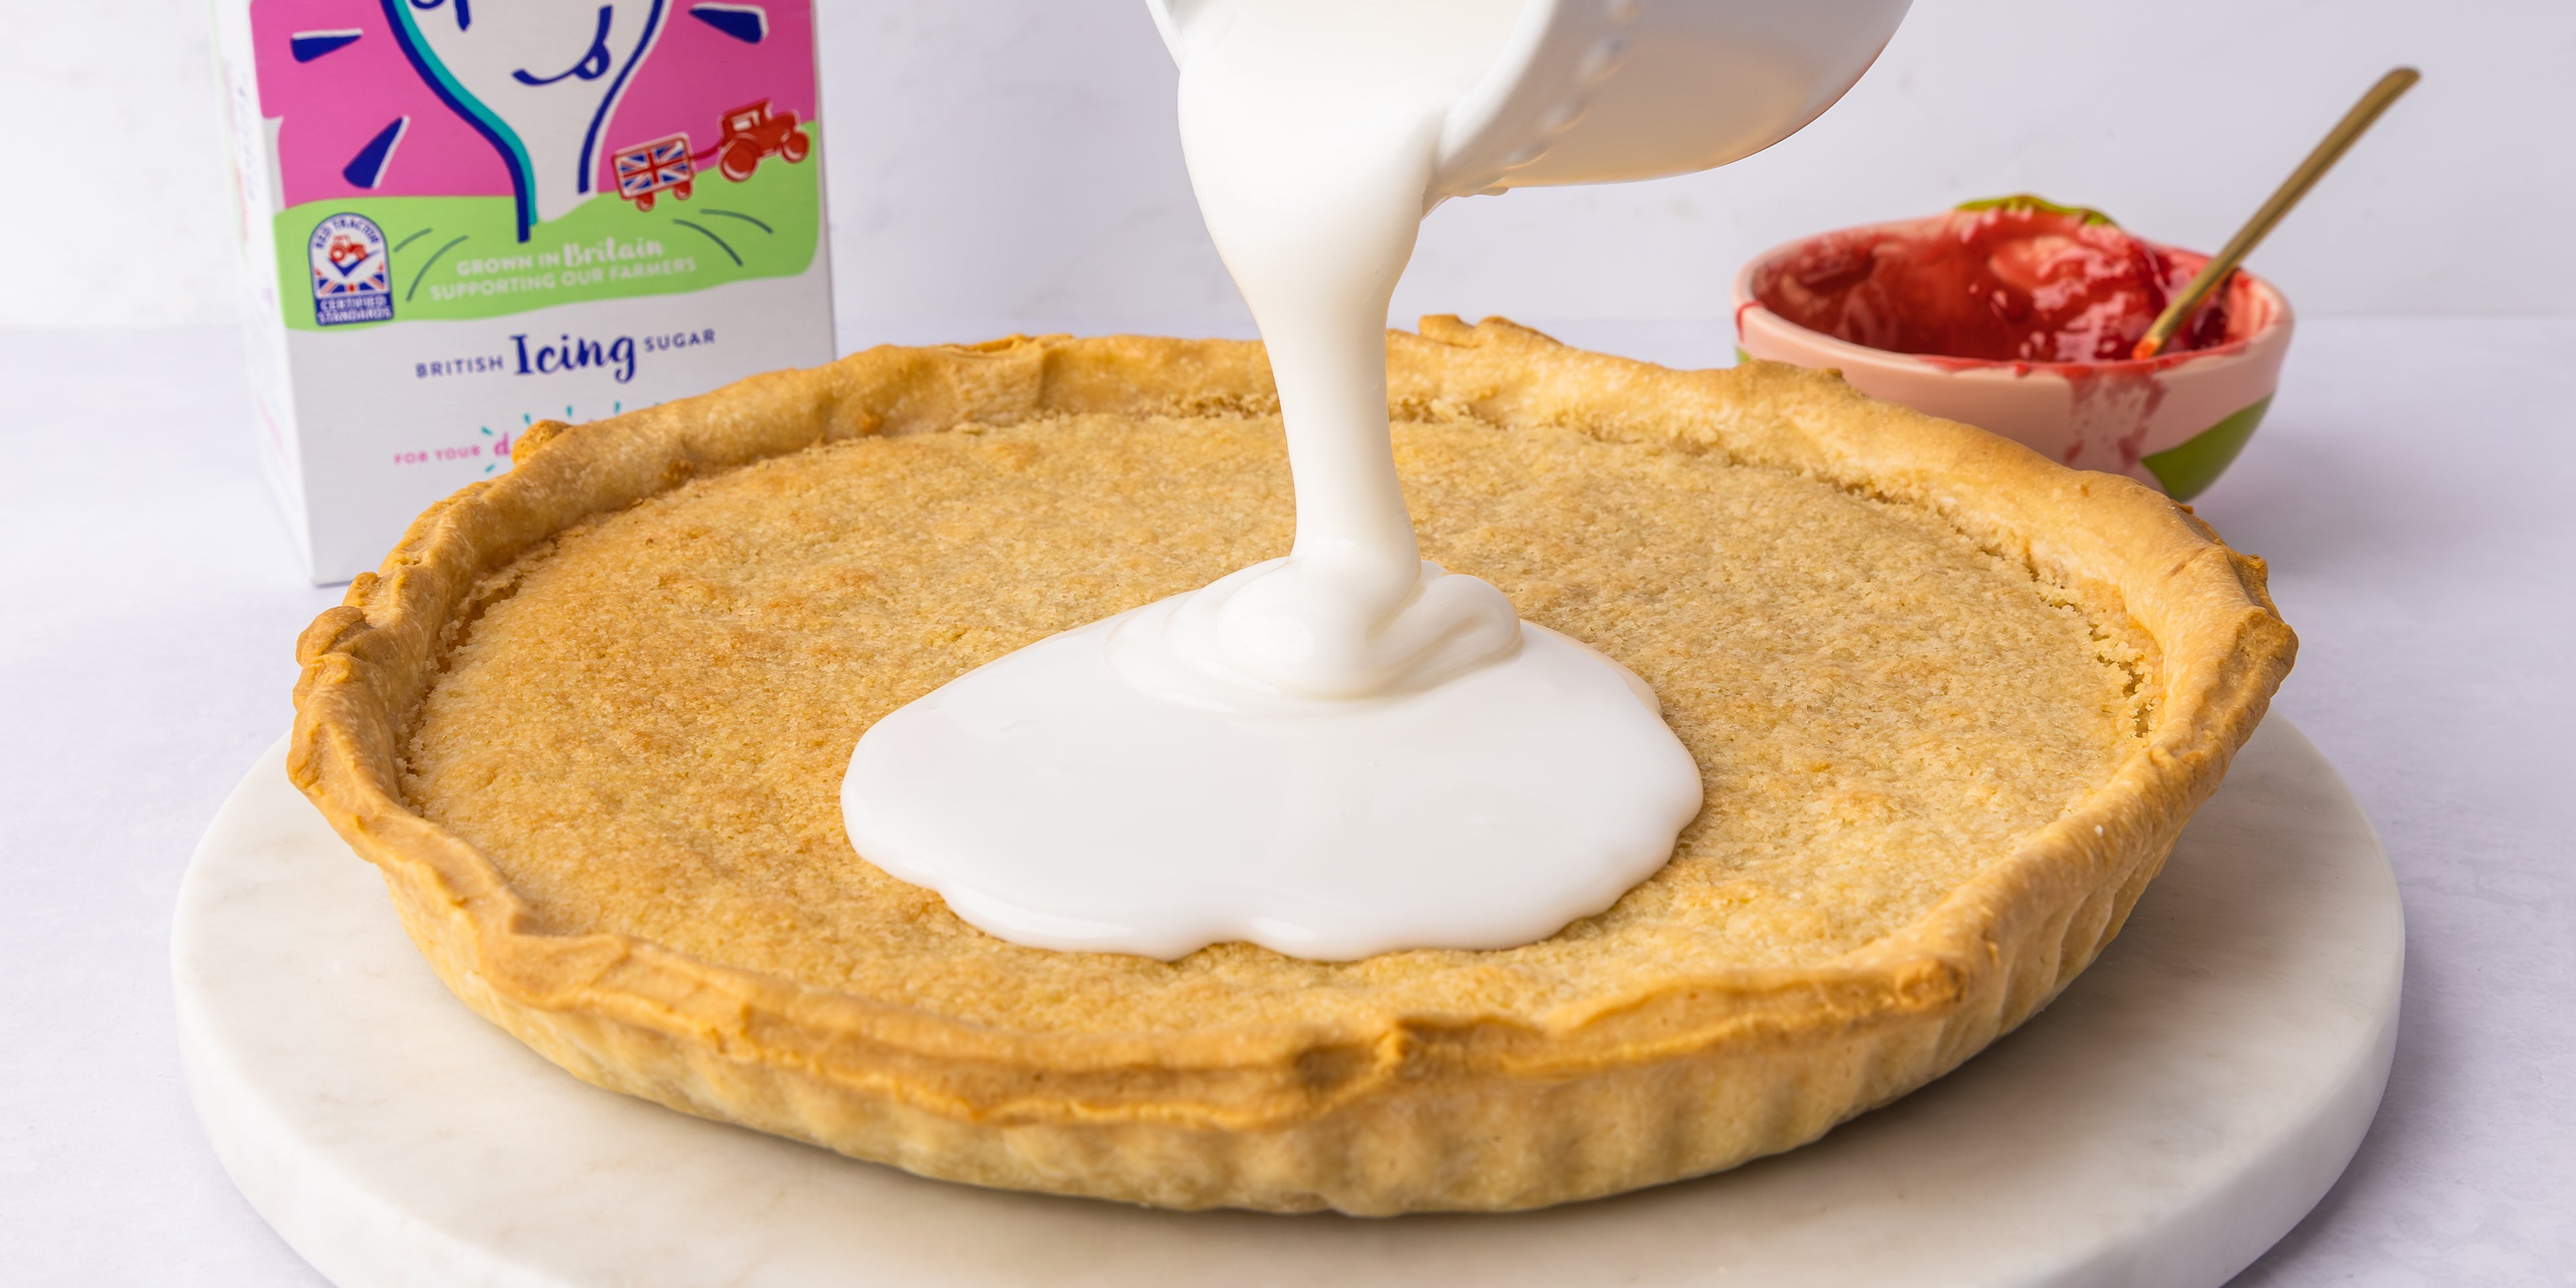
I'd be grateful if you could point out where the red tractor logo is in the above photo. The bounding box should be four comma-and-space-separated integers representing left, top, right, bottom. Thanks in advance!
326, 233, 373, 272
710, 99, 810, 182
610, 99, 812, 213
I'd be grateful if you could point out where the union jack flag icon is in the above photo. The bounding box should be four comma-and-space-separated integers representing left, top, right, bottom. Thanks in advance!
614, 135, 697, 212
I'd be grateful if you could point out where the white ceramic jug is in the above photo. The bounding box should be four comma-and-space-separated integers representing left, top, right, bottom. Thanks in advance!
1145, 0, 1913, 202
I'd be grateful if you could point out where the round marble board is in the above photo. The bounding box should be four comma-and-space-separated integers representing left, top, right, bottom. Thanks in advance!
174, 718, 2400, 1288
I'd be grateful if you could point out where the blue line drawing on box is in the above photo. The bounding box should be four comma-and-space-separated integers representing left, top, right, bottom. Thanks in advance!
688, 3, 767, 44
290, 28, 364, 62
341, 117, 410, 188
380, 0, 669, 241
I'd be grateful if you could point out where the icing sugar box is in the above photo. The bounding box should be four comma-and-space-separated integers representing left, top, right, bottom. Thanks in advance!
213, 0, 835, 581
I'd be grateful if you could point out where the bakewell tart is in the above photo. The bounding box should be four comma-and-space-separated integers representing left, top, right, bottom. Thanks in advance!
288, 317, 2294, 1214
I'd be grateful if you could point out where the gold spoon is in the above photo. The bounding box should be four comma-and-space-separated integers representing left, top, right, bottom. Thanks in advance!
2133, 66, 2420, 360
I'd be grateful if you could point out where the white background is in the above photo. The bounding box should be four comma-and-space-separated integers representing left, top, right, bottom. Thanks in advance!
5, 0, 2572, 335
6, 3, 2576, 1285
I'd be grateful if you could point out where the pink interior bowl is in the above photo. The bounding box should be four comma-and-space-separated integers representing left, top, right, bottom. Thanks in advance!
1731, 224, 2294, 500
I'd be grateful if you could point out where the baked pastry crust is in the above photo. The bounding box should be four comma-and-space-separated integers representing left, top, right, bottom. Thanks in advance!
290, 318, 2293, 1214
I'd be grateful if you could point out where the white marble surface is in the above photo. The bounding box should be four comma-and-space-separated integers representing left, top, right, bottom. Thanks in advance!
174, 722, 2396, 1288
2, 319, 2572, 1283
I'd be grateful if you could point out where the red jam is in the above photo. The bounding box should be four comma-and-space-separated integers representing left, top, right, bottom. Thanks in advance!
1753, 207, 2231, 364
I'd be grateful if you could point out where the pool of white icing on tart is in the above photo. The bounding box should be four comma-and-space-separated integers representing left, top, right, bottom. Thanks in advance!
841, 0, 1703, 961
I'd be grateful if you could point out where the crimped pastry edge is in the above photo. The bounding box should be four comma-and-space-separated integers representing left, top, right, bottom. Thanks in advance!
288, 317, 2294, 1214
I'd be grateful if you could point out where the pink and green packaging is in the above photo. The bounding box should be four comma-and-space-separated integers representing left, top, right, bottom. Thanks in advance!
213, 0, 835, 582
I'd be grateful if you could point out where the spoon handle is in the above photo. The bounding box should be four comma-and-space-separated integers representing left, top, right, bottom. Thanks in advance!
2134, 66, 2420, 360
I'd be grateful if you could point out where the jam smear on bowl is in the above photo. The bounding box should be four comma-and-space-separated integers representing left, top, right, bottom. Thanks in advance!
1754, 201, 2232, 364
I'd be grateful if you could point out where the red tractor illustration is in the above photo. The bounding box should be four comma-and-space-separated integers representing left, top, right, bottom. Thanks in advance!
325, 231, 374, 271
709, 99, 810, 182
610, 99, 810, 213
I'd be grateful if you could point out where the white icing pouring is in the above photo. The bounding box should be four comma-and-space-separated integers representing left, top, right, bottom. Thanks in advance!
842, 0, 1703, 961
1144, 0, 1530, 700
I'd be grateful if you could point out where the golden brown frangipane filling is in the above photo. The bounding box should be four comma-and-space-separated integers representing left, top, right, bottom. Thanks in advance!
402, 406, 2149, 1035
